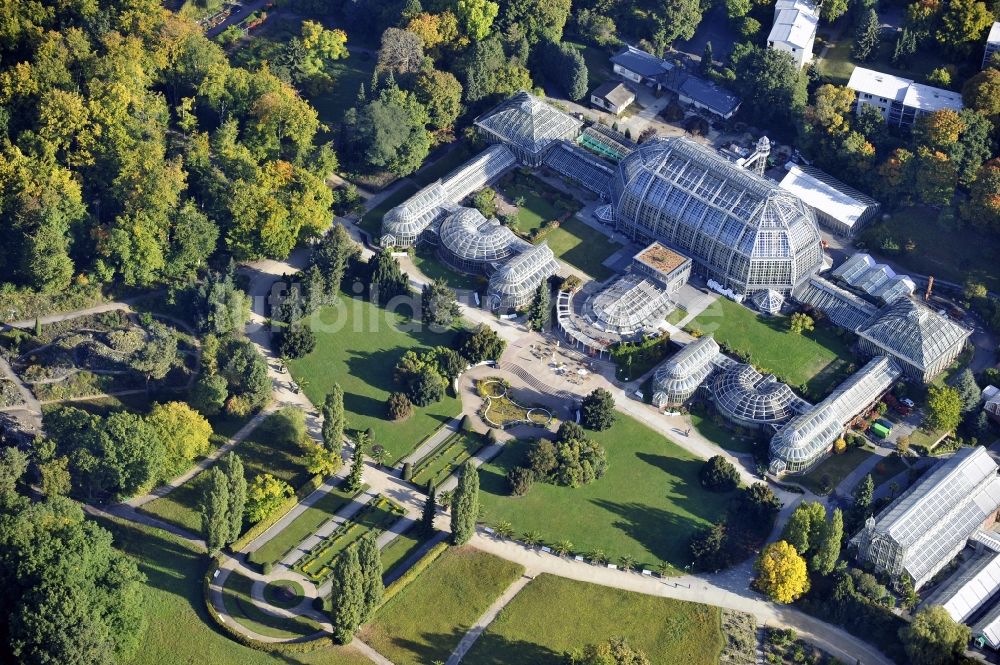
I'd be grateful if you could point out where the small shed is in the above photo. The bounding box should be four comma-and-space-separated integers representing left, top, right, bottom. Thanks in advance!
590, 81, 636, 116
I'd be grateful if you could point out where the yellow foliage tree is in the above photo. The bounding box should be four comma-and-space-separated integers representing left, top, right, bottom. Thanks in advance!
147, 401, 213, 478
754, 540, 810, 603
833, 438, 847, 454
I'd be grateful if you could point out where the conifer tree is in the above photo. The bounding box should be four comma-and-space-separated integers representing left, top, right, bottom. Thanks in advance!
852, 9, 881, 62
346, 445, 365, 492
221, 453, 247, 545
421, 481, 437, 534
322, 385, 346, 450
527, 281, 551, 331
329, 544, 364, 644
451, 461, 479, 545
201, 467, 230, 554
358, 533, 383, 621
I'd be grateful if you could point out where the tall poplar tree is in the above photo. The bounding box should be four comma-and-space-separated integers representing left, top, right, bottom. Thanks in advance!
201, 467, 230, 553
451, 461, 479, 545
329, 545, 364, 644
358, 533, 383, 621
421, 481, 437, 534
322, 385, 346, 450
811, 508, 843, 575
221, 453, 247, 545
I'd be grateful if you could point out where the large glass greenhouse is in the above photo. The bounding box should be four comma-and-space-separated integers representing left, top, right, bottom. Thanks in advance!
769, 355, 900, 474
475, 91, 583, 166
857, 297, 971, 382
651, 335, 721, 408
707, 360, 809, 430
486, 242, 559, 312
793, 275, 878, 332
436, 207, 530, 275
381, 144, 516, 247
608, 137, 824, 295
852, 446, 1000, 588
582, 275, 674, 336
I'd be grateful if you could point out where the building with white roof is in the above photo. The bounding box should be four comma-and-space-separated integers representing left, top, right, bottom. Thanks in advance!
779, 165, 881, 237
984, 22, 1000, 69
923, 550, 1000, 623
767, 0, 820, 70
847, 66, 964, 128
853, 446, 1000, 588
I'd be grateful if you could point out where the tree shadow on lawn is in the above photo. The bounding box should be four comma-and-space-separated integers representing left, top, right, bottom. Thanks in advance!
458, 631, 565, 665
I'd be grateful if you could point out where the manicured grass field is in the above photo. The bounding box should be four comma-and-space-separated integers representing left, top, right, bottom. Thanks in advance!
248, 485, 363, 567
685, 296, 853, 398
860, 206, 1000, 292
139, 413, 313, 534
412, 247, 485, 292
360, 547, 525, 665
295, 496, 405, 583
689, 411, 757, 455
380, 529, 434, 580
543, 216, 621, 281
479, 413, 734, 571
358, 181, 420, 239
97, 516, 371, 665
798, 446, 873, 495
464, 574, 724, 665
287, 299, 463, 461
871, 453, 909, 489
411, 430, 486, 488
497, 177, 566, 236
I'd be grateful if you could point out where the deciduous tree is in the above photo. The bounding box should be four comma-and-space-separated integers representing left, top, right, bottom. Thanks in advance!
900, 605, 971, 665
245, 474, 293, 523
329, 544, 364, 644
925, 385, 963, 432
201, 467, 230, 553
357, 533, 383, 620
221, 453, 247, 544
581, 388, 616, 431
754, 540, 810, 603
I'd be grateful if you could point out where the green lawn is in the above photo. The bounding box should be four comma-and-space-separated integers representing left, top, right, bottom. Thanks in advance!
411, 430, 487, 488
464, 574, 724, 665
380, 529, 434, 579
871, 453, 909, 489
358, 182, 420, 240
797, 446, 873, 495
360, 547, 525, 665
222, 570, 323, 639
248, 485, 363, 567
544, 217, 622, 281
139, 413, 313, 534
860, 206, 1000, 293
689, 411, 757, 455
410, 144, 475, 187
96, 516, 371, 665
497, 177, 566, 236
479, 413, 735, 572
814, 34, 943, 85
412, 247, 486, 292
287, 298, 463, 461
685, 296, 854, 399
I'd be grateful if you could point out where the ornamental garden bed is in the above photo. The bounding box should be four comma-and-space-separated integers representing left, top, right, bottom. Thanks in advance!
476, 378, 552, 429
294, 495, 405, 583
411, 430, 487, 489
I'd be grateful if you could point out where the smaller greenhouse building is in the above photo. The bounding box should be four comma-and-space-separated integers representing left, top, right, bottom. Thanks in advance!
707, 360, 810, 430
832, 253, 915, 304
769, 355, 900, 474
651, 335, 721, 408
436, 207, 530, 275
475, 91, 583, 166
852, 446, 1000, 588
486, 242, 559, 312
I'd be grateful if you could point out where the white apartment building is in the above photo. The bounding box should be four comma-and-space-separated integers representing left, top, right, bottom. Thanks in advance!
984, 22, 1000, 69
847, 66, 964, 128
767, 0, 819, 70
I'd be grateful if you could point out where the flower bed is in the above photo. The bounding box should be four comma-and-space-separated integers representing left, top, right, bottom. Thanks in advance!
476, 378, 552, 429
294, 495, 405, 583
411, 431, 487, 488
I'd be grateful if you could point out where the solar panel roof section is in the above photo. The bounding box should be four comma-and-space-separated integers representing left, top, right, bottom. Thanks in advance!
924, 550, 1000, 622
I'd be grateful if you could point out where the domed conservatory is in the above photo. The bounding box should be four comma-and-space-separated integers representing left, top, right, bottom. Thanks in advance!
607, 137, 824, 295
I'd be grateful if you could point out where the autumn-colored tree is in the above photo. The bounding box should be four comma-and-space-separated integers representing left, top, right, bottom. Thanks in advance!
406, 12, 460, 50
754, 540, 810, 603
913, 109, 965, 151
962, 68, 1000, 123
457, 0, 499, 40
968, 159, 1000, 230
807, 84, 855, 134
913, 146, 957, 205
875, 148, 915, 203
935, 0, 993, 54
841, 131, 876, 173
